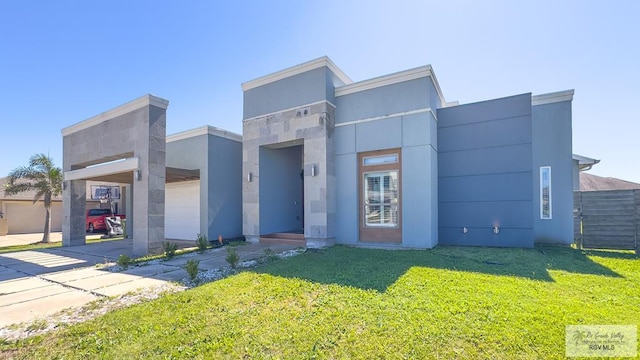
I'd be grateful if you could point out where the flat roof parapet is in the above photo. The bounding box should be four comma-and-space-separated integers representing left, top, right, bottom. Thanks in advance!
166, 125, 242, 143
334, 65, 447, 106
241, 56, 353, 92
61, 94, 169, 137
531, 90, 574, 106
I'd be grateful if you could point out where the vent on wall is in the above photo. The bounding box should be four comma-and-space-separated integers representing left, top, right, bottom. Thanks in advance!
296, 107, 310, 117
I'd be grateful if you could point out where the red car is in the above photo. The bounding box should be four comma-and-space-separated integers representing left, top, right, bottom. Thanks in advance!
86, 209, 125, 233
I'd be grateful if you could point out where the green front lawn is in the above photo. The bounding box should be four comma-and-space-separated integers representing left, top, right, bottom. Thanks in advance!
2, 245, 638, 359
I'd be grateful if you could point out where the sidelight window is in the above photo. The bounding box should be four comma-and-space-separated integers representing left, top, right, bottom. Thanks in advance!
540, 166, 552, 219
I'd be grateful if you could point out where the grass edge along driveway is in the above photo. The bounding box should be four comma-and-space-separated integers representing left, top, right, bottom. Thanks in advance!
2, 245, 638, 359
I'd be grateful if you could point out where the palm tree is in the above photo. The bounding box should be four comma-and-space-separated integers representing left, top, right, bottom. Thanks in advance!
4, 154, 63, 243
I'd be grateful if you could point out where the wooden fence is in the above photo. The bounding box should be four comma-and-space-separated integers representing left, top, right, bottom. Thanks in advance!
574, 190, 639, 252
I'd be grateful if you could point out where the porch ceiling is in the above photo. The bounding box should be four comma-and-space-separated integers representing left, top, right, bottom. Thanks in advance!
166, 167, 200, 183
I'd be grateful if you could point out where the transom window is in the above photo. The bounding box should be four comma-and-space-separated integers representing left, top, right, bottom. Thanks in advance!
363, 154, 398, 166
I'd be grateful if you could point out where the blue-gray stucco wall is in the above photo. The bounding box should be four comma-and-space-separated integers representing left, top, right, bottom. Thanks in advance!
429, 80, 442, 110
334, 77, 438, 248
259, 146, 303, 234
335, 152, 358, 245
243, 67, 346, 120
166, 134, 242, 240
532, 101, 573, 244
208, 136, 243, 239
437, 93, 535, 247
166, 135, 209, 238
335, 78, 433, 124
326, 70, 348, 105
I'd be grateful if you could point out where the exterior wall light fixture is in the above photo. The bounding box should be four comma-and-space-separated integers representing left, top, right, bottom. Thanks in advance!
462, 227, 468, 234
311, 165, 316, 177
247, 172, 252, 182
134, 170, 141, 181
493, 226, 500, 234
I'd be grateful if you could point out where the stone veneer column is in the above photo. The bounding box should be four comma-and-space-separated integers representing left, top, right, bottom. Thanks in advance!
242, 136, 260, 243
62, 179, 86, 246
132, 105, 166, 256
302, 107, 336, 247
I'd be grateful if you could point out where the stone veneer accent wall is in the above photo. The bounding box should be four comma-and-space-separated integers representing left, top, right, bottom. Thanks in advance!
62, 95, 167, 256
242, 101, 336, 247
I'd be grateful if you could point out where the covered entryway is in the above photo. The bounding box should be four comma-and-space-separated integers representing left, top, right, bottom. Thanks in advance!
258, 144, 304, 245
62, 95, 169, 256
242, 89, 337, 248
62, 157, 200, 255
165, 180, 200, 240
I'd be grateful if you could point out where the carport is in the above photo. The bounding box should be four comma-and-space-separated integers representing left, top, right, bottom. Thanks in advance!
61, 95, 199, 256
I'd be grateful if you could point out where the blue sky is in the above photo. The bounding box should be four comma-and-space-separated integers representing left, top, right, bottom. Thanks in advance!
1, 1, 638, 182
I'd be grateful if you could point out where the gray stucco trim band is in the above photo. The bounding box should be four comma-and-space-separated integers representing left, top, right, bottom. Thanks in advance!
335, 107, 437, 128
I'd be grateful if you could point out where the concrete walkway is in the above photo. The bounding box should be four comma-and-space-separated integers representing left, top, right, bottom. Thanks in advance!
0, 239, 300, 328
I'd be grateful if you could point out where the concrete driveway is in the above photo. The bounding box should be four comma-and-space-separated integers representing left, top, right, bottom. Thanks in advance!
0, 239, 299, 328
0, 232, 64, 247
0, 232, 109, 247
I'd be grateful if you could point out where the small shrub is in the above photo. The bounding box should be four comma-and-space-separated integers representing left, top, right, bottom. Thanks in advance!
163, 242, 178, 259
226, 247, 240, 269
116, 254, 132, 269
26, 319, 48, 332
263, 247, 277, 261
196, 233, 208, 252
185, 259, 200, 281
82, 298, 107, 312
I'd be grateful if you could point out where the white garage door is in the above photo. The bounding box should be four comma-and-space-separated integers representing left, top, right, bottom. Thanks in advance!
165, 180, 200, 240
6, 202, 63, 234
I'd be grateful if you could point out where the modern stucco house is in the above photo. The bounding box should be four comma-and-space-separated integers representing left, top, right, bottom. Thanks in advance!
242, 56, 576, 248
59, 56, 577, 255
